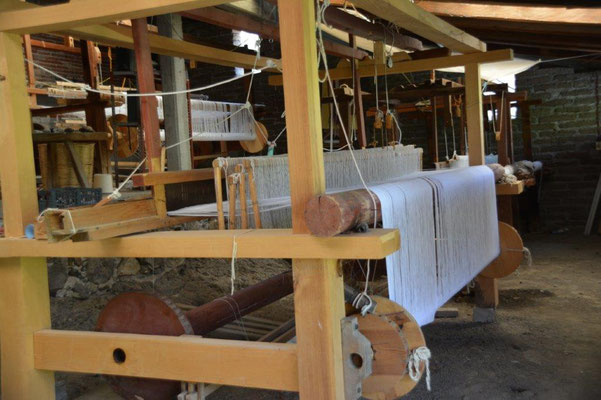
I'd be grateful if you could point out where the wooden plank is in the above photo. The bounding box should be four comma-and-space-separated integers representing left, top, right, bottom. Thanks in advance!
132, 168, 213, 187
268, 49, 513, 85
30, 38, 81, 54
465, 63, 485, 166
417, 1, 601, 25
0, 0, 239, 34
0, 228, 400, 260
352, 0, 486, 53
496, 181, 525, 196
22, 34, 36, 106
63, 141, 91, 188
33, 132, 111, 142
34, 330, 298, 391
0, 31, 56, 400
278, 1, 345, 399
63, 24, 281, 70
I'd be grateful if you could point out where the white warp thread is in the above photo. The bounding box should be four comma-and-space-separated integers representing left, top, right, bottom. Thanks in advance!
157, 98, 256, 142
370, 166, 500, 325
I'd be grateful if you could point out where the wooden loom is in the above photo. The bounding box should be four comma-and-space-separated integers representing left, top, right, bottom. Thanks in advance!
0, 1, 518, 399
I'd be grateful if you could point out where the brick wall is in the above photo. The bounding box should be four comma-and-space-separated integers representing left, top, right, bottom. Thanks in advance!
515, 66, 601, 229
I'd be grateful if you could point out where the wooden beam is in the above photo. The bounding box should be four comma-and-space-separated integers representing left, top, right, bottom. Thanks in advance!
465, 63, 484, 166
496, 181, 525, 196
132, 168, 213, 187
182, 7, 366, 60
34, 330, 298, 391
22, 34, 36, 105
0, 0, 239, 35
278, 1, 346, 399
63, 24, 280, 70
352, 0, 486, 53
269, 49, 513, 85
0, 31, 56, 399
30, 37, 81, 54
63, 141, 91, 188
132, 18, 167, 218
0, 228, 400, 259
417, 1, 601, 25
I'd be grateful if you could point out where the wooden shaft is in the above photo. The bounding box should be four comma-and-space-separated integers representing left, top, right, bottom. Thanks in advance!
305, 189, 382, 237
236, 164, 248, 229
244, 160, 262, 229
212, 160, 226, 230
227, 174, 237, 229
185, 272, 293, 336
132, 18, 166, 217
349, 34, 367, 148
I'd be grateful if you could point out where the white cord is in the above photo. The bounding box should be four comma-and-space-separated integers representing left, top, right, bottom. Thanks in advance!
25, 58, 275, 98
408, 346, 432, 391
316, 0, 377, 300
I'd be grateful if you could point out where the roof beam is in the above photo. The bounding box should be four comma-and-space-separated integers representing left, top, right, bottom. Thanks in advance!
269, 48, 512, 86
417, 1, 601, 25
351, 0, 486, 53
182, 7, 369, 60
62, 24, 281, 70
0, 0, 238, 34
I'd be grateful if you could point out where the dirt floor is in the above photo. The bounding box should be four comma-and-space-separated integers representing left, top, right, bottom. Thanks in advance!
66, 233, 600, 399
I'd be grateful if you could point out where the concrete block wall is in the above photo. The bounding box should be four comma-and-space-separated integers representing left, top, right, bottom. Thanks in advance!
515, 66, 601, 229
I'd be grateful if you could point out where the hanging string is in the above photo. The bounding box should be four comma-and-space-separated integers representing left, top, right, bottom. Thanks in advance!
317, 0, 376, 306
24, 58, 275, 98
408, 346, 432, 391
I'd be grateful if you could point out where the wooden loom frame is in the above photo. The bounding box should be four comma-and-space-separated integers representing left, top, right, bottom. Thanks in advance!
0, 1, 511, 398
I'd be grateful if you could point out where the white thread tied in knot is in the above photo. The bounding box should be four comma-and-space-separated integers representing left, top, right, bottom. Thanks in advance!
408, 346, 432, 391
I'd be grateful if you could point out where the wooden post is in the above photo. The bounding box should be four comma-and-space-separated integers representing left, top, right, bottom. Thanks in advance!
132, 18, 167, 217
278, 1, 346, 399
0, 31, 56, 399
236, 164, 248, 229
81, 40, 110, 174
466, 62, 497, 321
465, 63, 485, 166
429, 96, 439, 164
22, 34, 36, 107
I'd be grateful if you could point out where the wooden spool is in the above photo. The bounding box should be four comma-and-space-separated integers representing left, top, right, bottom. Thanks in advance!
361, 296, 427, 400
480, 221, 523, 279
240, 121, 268, 153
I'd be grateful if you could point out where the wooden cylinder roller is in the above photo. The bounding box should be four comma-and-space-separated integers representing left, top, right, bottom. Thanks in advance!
305, 189, 382, 237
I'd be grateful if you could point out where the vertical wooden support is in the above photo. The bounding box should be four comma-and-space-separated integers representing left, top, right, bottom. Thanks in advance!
213, 161, 226, 230
227, 174, 237, 229
244, 160, 262, 229
466, 62, 498, 321
22, 34, 36, 106
278, 1, 345, 399
0, 32, 56, 399
81, 40, 110, 174
132, 18, 167, 217
521, 103, 533, 160
236, 164, 248, 229
349, 34, 367, 148
465, 63, 485, 166
429, 96, 439, 164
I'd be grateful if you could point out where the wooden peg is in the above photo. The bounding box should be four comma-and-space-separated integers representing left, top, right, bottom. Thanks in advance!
235, 164, 248, 229
227, 174, 237, 230
212, 159, 225, 230
244, 160, 262, 229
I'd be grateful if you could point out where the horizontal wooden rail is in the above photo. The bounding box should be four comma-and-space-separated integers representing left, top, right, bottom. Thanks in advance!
496, 181, 525, 196
132, 168, 213, 187
269, 49, 513, 85
34, 330, 298, 391
0, 228, 400, 259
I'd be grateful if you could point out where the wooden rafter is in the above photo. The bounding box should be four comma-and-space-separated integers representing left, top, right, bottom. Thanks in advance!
268, 49, 513, 86
0, 0, 239, 34
351, 0, 486, 53
417, 1, 601, 25
62, 24, 281, 70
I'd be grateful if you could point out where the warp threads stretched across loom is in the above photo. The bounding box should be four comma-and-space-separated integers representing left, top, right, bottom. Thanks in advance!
157, 98, 256, 141
171, 148, 499, 325
370, 166, 499, 325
